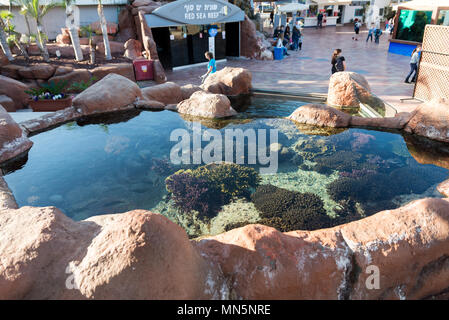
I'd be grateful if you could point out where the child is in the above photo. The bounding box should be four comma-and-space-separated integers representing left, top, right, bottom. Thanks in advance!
366, 24, 375, 42
374, 28, 382, 44
200, 51, 216, 83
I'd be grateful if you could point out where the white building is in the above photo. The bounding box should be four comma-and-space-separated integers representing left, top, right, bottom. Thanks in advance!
0, 0, 127, 40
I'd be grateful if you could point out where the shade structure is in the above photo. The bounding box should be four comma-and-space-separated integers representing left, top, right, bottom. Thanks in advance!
393, 0, 449, 11
311, 0, 352, 5
278, 3, 309, 13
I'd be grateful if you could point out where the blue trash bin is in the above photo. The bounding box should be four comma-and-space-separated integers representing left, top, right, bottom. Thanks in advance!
274, 47, 284, 60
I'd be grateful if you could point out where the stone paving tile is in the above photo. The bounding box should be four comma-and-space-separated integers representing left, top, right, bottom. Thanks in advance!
166, 26, 421, 113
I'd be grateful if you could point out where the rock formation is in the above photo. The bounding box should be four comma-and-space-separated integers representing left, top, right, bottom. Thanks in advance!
327, 72, 385, 109
240, 15, 273, 60
0, 105, 33, 163
201, 67, 252, 96
72, 73, 142, 115
177, 91, 237, 119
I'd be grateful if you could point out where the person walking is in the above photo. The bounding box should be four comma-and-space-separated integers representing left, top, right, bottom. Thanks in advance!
270, 11, 274, 27
331, 49, 346, 74
200, 51, 216, 83
317, 12, 323, 29
374, 28, 383, 44
405, 46, 421, 83
353, 19, 361, 40
292, 23, 300, 51
366, 24, 375, 42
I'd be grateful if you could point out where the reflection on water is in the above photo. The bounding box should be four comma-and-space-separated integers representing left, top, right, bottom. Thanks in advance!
3, 95, 448, 238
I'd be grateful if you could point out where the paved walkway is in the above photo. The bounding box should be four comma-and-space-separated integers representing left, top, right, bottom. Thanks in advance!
167, 25, 422, 114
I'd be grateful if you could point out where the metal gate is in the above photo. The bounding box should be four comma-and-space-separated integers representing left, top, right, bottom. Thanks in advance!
414, 25, 449, 101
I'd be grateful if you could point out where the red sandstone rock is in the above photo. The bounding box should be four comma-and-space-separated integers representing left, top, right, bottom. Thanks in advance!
48, 69, 92, 89
124, 39, 143, 60
404, 98, 449, 143
95, 41, 125, 56
201, 67, 252, 96
0, 75, 29, 109
141, 82, 182, 105
115, 7, 137, 42
0, 176, 17, 210
30, 64, 56, 80
91, 35, 114, 45
138, 11, 159, 60
350, 112, 413, 129
0, 50, 9, 66
327, 72, 385, 109
20, 107, 81, 136
288, 104, 351, 128
177, 91, 236, 119
0, 64, 22, 79
437, 179, 449, 197
46, 43, 90, 59
153, 59, 166, 83
0, 207, 226, 299
18, 66, 34, 79
180, 84, 202, 100
73, 73, 141, 115
0, 95, 15, 112
240, 15, 272, 60
340, 198, 449, 299
90, 21, 118, 35
91, 63, 135, 82
134, 98, 165, 109
0, 105, 33, 164
195, 224, 352, 299
53, 66, 74, 77
56, 33, 71, 45
132, 0, 155, 7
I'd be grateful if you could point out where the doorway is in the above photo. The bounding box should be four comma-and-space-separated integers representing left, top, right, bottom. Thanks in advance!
225, 22, 240, 57
151, 27, 172, 70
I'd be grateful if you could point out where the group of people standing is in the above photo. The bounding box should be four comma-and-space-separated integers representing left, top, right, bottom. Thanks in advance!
274, 21, 304, 57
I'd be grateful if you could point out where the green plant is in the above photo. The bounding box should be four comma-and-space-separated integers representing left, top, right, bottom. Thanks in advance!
68, 77, 96, 93
25, 80, 68, 101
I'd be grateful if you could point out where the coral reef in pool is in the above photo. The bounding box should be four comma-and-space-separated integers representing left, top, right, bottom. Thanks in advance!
165, 163, 261, 221
250, 184, 333, 232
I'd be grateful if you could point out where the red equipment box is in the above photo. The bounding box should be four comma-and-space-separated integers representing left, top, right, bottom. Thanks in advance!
133, 59, 154, 81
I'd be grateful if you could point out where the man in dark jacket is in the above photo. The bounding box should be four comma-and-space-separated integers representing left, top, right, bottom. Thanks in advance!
317, 12, 323, 28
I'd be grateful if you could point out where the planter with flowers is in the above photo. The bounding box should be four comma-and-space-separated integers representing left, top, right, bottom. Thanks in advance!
25, 80, 72, 112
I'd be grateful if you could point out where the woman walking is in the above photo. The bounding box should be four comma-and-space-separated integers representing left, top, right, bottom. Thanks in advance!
405, 46, 421, 83
331, 49, 346, 74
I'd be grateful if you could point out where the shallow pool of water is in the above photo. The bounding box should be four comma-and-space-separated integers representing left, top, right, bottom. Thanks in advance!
4, 95, 448, 237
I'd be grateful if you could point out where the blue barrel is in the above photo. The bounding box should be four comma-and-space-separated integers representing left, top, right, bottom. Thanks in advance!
274, 47, 284, 60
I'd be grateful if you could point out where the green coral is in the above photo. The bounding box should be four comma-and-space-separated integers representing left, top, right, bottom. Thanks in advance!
250, 184, 332, 232
181, 163, 261, 202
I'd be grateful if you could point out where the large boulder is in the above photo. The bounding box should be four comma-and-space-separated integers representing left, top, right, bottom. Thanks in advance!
0, 75, 29, 109
340, 198, 449, 300
0, 64, 22, 79
114, 7, 137, 42
48, 69, 92, 89
141, 82, 182, 105
138, 11, 159, 60
91, 63, 135, 82
404, 98, 449, 143
30, 64, 56, 80
96, 41, 125, 56
0, 105, 33, 164
201, 67, 252, 96
327, 72, 385, 109
0, 95, 15, 112
177, 91, 236, 119
124, 39, 143, 60
196, 198, 449, 300
180, 84, 202, 100
287, 104, 351, 128
20, 107, 81, 136
72, 73, 142, 115
153, 59, 167, 84
0, 207, 226, 299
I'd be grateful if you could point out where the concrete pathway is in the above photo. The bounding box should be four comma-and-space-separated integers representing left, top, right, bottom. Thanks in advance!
167, 25, 421, 113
